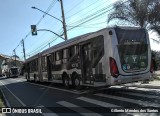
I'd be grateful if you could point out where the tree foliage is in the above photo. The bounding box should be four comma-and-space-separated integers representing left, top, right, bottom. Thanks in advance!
108, 0, 160, 35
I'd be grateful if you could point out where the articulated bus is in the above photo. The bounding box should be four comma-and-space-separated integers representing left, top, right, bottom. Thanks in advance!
24, 26, 152, 89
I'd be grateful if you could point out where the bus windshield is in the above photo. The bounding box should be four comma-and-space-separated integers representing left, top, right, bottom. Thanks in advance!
11, 68, 18, 74
115, 27, 148, 72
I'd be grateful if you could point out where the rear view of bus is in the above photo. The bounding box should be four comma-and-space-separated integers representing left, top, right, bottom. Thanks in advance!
109, 27, 152, 85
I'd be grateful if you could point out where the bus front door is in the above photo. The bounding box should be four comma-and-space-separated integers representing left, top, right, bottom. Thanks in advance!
81, 43, 93, 84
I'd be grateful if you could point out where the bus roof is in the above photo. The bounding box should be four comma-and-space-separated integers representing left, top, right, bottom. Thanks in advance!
25, 26, 143, 63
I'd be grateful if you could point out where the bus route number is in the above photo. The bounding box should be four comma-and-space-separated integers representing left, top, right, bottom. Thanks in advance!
72, 63, 78, 68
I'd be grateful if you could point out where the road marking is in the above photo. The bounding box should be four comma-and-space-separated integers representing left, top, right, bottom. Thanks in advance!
13, 77, 109, 94
11, 77, 83, 94
77, 97, 121, 107
57, 101, 102, 116
37, 105, 58, 116
26, 82, 82, 94
111, 85, 160, 91
118, 92, 160, 99
0, 81, 26, 106
95, 93, 160, 107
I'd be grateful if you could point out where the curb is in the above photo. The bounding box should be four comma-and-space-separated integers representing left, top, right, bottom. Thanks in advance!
1, 89, 11, 108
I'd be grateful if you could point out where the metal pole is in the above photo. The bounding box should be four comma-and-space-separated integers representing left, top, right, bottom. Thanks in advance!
22, 39, 26, 61
37, 29, 65, 40
13, 49, 16, 66
59, 0, 67, 40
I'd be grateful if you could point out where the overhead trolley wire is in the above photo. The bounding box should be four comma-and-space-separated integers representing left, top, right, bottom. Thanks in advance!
68, 1, 116, 26
26, 0, 129, 57
13, 0, 57, 59
66, 0, 101, 19
65, 0, 85, 15
13, 0, 57, 49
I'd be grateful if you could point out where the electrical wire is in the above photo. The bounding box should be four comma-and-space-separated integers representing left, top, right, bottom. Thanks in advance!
67, 0, 129, 31
65, 0, 101, 19
65, 0, 85, 15
13, 0, 57, 59
68, 1, 115, 26
26, 0, 129, 58
26, 29, 63, 57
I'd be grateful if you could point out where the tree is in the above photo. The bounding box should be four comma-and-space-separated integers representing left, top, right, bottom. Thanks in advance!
107, 0, 160, 35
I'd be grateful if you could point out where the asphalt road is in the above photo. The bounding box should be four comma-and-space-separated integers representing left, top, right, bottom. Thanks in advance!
0, 76, 160, 116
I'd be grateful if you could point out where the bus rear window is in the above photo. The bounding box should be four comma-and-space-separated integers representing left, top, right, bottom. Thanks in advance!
118, 44, 148, 72
115, 27, 148, 72
115, 27, 147, 44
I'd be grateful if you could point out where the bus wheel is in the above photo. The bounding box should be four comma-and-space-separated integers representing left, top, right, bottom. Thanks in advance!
63, 74, 70, 89
74, 74, 82, 90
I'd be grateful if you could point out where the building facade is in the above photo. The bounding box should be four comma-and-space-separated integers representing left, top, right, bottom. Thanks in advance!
0, 54, 23, 76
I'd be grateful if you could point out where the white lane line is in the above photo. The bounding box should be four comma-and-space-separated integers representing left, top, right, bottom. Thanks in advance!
37, 105, 58, 116
119, 92, 160, 99
42, 113, 58, 116
77, 97, 121, 107
95, 93, 160, 107
0, 81, 26, 106
11, 77, 104, 94
9, 77, 82, 94
57, 101, 102, 116
111, 86, 160, 91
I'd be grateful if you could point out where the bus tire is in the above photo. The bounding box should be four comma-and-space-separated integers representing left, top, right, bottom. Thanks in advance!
73, 73, 82, 90
63, 74, 70, 89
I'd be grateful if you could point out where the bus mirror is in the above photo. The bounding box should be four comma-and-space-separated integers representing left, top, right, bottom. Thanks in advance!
109, 30, 112, 35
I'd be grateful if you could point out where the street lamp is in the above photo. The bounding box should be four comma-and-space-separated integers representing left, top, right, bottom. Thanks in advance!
31, 6, 62, 23
31, 6, 68, 40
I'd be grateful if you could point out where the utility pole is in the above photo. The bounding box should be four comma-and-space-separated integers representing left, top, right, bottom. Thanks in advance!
58, 0, 67, 40
13, 49, 16, 66
21, 39, 26, 61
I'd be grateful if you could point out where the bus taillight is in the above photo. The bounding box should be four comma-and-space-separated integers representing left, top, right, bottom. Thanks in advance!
110, 57, 119, 78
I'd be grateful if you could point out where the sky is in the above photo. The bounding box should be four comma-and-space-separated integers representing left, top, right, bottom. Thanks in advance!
0, 0, 159, 60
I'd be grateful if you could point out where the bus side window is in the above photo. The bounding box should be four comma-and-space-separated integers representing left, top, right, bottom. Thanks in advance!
56, 51, 60, 61
63, 49, 69, 59
29, 62, 32, 72
70, 45, 78, 58
63, 49, 69, 64
51, 53, 55, 62
70, 46, 74, 58
42, 56, 47, 71
75, 45, 79, 56
56, 51, 62, 65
